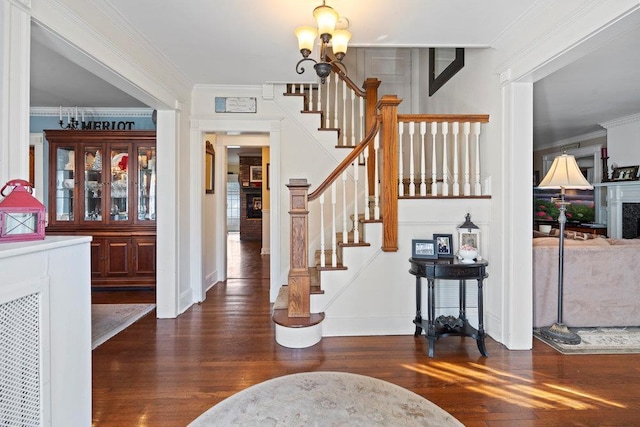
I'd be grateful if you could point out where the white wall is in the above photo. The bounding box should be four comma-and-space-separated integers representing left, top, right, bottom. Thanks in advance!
602, 114, 640, 170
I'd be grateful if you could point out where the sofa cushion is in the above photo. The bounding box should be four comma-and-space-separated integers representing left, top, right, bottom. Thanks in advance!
532, 236, 610, 247
608, 238, 640, 245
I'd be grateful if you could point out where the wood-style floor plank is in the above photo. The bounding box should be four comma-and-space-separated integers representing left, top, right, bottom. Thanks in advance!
92, 235, 640, 426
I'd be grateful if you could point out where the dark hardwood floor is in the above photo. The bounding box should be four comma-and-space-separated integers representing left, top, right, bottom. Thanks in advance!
92, 234, 640, 426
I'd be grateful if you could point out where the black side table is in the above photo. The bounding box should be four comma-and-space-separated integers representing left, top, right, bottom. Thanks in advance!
409, 257, 489, 358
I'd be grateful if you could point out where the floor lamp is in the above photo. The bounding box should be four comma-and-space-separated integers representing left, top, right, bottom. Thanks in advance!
537, 153, 593, 344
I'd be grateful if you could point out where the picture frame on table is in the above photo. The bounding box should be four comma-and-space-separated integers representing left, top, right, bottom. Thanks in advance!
433, 234, 454, 258
411, 239, 438, 259
611, 165, 639, 181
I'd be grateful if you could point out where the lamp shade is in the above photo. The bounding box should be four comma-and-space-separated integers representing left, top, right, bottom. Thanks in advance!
538, 154, 593, 189
331, 29, 351, 56
295, 26, 318, 55
313, 3, 338, 36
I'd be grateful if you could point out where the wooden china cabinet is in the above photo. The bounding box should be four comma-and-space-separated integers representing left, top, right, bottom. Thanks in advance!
45, 130, 157, 289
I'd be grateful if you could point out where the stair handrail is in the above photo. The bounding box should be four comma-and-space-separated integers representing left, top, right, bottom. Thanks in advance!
331, 63, 366, 98
308, 117, 380, 202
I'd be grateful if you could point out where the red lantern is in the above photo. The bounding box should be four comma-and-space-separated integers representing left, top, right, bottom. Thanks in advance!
0, 179, 46, 242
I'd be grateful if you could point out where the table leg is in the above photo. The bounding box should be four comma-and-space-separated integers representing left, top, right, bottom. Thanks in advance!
427, 278, 436, 357
414, 276, 422, 336
459, 279, 467, 321
476, 277, 488, 357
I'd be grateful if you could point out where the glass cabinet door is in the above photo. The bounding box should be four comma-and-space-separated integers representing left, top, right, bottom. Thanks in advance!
83, 147, 104, 221
54, 146, 75, 222
109, 147, 130, 222
137, 146, 156, 222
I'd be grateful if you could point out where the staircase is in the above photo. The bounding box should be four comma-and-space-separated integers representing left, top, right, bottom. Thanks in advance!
271, 70, 490, 348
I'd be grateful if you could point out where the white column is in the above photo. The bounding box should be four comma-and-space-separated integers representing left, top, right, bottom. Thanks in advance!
0, 0, 31, 185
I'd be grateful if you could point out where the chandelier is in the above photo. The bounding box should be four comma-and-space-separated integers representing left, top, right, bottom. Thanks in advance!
59, 106, 85, 130
295, 1, 351, 83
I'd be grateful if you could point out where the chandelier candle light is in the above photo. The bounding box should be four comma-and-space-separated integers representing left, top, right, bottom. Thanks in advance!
295, 0, 351, 83
59, 106, 86, 130
537, 153, 593, 345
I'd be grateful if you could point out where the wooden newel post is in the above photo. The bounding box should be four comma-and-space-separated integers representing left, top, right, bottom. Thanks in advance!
286, 178, 311, 317
363, 78, 381, 197
377, 95, 402, 252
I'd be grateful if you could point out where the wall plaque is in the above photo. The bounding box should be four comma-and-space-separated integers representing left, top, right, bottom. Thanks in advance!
215, 97, 257, 113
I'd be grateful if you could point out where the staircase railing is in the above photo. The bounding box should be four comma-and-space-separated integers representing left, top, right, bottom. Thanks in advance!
284, 70, 490, 319
397, 115, 490, 197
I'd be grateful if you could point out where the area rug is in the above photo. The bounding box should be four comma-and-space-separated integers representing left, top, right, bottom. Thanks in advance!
189, 371, 463, 426
534, 327, 640, 355
91, 304, 155, 350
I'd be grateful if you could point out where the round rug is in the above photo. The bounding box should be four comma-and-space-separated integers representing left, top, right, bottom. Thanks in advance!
189, 371, 463, 426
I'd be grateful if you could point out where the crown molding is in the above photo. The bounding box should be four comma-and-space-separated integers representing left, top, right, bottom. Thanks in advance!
30, 107, 153, 117
10, 0, 31, 9
599, 112, 640, 129
534, 129, 607, 152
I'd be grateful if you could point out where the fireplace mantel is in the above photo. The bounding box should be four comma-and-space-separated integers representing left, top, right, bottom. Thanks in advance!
594, 181, 640, 238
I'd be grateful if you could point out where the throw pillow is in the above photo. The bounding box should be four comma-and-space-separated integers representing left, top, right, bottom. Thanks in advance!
548, 228, 599, 240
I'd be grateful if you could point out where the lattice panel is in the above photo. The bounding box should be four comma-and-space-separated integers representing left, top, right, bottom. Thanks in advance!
0, 293, 41, 426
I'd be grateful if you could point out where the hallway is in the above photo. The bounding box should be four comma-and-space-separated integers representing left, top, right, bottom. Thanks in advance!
226, 232, 269, 280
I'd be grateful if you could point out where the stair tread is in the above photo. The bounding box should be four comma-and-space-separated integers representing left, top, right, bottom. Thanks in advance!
272, 310, 325, 328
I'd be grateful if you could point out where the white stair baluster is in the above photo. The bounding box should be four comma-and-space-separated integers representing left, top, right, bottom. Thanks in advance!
342, 80, 347, 146
441, 122, 449, 196
319, 193, 326, 268
431, 122, 438, 196
333, 75, 339, 129
374, 132, 381, 220
398, 122, 404, 196
420, 122, 427, 196
352, 160, 359, 244
363, 147, 370, 221
474, 122, 482, 195
350, 85, 356, 146
359, 97, 364, 143
463, 122, 471, 196
342, 170, 348, 244
408, 122, 416, 196
331, 182, 337, 267
316, 82, 322, 114
452, 122, 460, 196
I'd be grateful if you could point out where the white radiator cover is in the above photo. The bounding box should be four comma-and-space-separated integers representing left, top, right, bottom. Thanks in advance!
0, 236, 91, 427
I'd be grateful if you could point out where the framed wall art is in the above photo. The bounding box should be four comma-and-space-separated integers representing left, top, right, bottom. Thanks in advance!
205, 141, 214, 194
411, 239, 438, 259
250, 165, 262, 183
429, 48, 464, 96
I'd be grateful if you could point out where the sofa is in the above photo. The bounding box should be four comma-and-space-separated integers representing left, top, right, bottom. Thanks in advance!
533, 235, 640, 328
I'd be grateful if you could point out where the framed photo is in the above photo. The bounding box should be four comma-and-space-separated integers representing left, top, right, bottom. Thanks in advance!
433, 234, 454, 258
250, 166, 262, 183
611, 165, 639, 181
411, 239, 438, 259
205, 141, 214, 194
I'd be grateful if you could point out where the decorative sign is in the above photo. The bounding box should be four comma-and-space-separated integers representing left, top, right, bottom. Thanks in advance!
215, 97, 257, 113
82, 121, 135, 130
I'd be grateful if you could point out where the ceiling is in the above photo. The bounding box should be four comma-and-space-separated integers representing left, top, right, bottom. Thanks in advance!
29, 1, 640, 148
